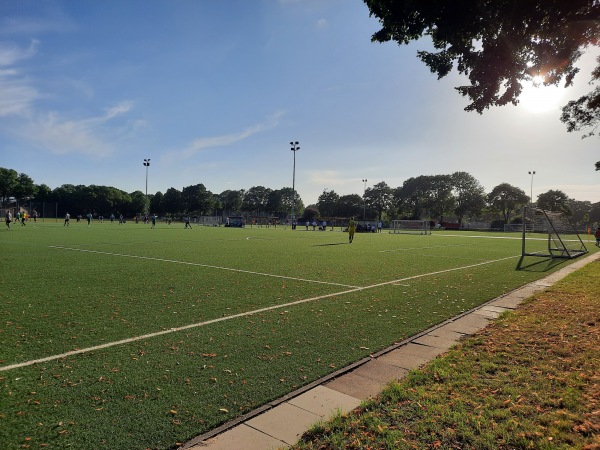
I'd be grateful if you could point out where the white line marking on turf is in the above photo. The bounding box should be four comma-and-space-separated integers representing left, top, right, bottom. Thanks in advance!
48, 245, 358, 288
1, 254, 519, 372
380, 244, 476, 253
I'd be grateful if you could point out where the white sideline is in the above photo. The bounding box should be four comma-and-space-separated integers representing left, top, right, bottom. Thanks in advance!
0, 254, 520, 372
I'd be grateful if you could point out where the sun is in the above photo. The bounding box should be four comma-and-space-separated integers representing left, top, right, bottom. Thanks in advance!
518, 76, 566, 114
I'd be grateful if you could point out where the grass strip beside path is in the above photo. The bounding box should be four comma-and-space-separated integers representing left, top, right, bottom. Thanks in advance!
292, 260, 600, 450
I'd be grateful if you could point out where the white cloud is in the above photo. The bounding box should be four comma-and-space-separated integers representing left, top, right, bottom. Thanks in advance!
16, 102, 134, 157
316, 18, 328, 29
0, 79, 38, 117
173, 111, 286, 160
0, 40, 41, 116
0, 40, 39, 66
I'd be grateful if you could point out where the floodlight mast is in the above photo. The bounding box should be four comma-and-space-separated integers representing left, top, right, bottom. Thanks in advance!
290, 141, 300, 225
362, 179, 368, 220
528, 170, 535, 205
144, 159, 151, 212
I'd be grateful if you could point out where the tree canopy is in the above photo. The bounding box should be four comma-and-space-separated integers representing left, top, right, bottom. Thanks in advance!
364, 0, 600, 132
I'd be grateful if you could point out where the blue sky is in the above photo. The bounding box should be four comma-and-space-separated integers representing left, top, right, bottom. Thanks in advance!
1, 0, 599, 206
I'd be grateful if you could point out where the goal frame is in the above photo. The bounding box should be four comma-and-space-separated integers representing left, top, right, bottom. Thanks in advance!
520, 207, 588, 259
390, 219, 431, 235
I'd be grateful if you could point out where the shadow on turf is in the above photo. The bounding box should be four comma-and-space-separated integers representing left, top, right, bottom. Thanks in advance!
516, 256, 569, 272
313, 242, 349, 246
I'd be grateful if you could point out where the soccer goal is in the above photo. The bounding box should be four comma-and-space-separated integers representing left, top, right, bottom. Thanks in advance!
520, 207, 588, 259
504, 222, 534, 232
196, 216, 222, 227
390, 219, 431, 235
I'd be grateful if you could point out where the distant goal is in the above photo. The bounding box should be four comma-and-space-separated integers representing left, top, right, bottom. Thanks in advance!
504, 223, 533, 232
390, 220, 431, 235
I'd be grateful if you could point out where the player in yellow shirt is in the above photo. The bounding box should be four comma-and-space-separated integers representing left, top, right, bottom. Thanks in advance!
348, 217, 356, 244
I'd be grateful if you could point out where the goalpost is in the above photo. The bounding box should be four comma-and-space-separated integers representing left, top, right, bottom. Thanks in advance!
390, 219, 431, 235
196, 216, 222, 226
521, 207, 588, 259
504, 223, 533, 232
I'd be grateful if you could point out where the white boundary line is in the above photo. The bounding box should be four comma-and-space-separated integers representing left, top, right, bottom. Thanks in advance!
1, 254, 519, 372
48, 245, 358, 288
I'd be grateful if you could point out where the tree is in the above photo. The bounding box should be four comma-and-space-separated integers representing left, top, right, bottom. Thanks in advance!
487, 183, 529, 224
266, 189, 284, 217
395, 176, 431, 219
337, 194, 363, 218
13, 173, 37, 204
150, 191, 164, 215
364, 1, 600, 127
589, 202, 600, 224
451, 172, 486, 224
537, 189, 571, 214
364, 181, 393, 221
242, 186, 271, 216
0, 167, 19, 206
566, 199, 592, 227
162, 188, 183, 215
424, 175, 455, 223
302, 206, 319, 222
182, 184, 213, 215
276, 187, 303, 219
130, 190, 149, 216
33, 184, 53, 202
219, 190, 244, 216
317, 189, 340, 217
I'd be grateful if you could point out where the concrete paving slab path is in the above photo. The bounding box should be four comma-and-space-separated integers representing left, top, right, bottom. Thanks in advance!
182, 252, 599, 450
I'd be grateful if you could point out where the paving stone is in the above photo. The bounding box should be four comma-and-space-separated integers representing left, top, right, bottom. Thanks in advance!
448, 314, 490, 331
393, 342, 447, 360
488, 296, 525, 309
351, 360, 408, 383
191, 424, 284, 450
472, 308, 502, 319
245, 403, 321, 445
324, 371, 386, 400
480, 305, 509, 314
288, 385, 361, 418
377, 350, 429, 370
412, 334, 457, 350
426, 326, 466, 341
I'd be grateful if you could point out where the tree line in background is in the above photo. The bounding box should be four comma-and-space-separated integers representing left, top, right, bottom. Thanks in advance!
1, 166, 599, 228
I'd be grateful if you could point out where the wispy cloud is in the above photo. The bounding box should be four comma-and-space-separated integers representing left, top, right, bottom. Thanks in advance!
0, 40, 40, 116
316, 18, 328, 29
16, 101, 134, 157
0, 39, 39, 66
173, 111, 286, 160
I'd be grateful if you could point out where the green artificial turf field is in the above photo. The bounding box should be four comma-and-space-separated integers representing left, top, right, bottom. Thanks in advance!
1, 221, 596, 449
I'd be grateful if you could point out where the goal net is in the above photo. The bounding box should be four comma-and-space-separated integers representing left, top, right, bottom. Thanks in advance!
504, 222, 533, 232
196, 216, 222, 226
521, 207, 587, 259
390, 220, 431, 235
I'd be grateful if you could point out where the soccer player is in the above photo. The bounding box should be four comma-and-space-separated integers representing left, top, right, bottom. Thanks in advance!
5, 211, 12, 230
64, 212, 70, 226
348, 217, 356, 244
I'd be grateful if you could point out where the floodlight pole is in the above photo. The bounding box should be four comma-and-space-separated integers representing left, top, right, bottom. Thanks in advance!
362, 179, 368, 220
528, 170, 535, 205
144, 159, 151, 211
290, 141, 300, 224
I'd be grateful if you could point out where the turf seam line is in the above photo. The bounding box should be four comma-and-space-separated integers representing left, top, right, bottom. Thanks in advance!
0, 254, 519, 372
47, 245, 359, 288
